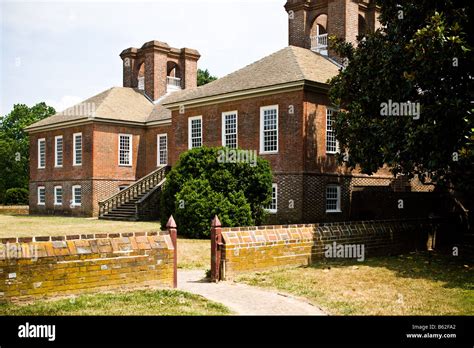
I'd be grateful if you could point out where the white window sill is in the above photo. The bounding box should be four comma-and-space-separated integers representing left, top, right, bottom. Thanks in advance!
119, 164, 132, 167
38, 203, 45, 206
55, 165, 63, 168
326, 210, 342, 213
54, 203, 62, 206
38, 167, 45, 169
326, 151, 338, 155
265, 210, 277, 214
73, 164, 82, 167
260, 151, 278, 155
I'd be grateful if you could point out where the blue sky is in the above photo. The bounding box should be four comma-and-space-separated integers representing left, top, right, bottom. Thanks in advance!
0, 0, 287, 115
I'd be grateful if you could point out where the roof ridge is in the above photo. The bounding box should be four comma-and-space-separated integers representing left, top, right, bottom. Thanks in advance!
287, 46, 307, 80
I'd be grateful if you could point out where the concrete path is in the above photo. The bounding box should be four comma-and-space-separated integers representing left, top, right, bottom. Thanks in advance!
178, 270, 326, 316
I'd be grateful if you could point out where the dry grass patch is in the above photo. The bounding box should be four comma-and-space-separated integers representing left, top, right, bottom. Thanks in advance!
178, 238, 209, 269
237, 252, 473, 315
0, 215, 159, 237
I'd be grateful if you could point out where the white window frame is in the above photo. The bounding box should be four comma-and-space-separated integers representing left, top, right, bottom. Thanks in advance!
157, 133, 168, 166
55, 135, 63, 168
326, 185, 341, 213
265, 183, 278, 214
188, 116, 203, 149
259, 105, 279, 154
326, 107, 340, 154
37, 186, 46, 205
118, 134, 133, 166
221, 111, 238, 149
72, 185, 82, 207
54, 186, 63, 206
73, 133, 83, 166
37, 138, 46, 169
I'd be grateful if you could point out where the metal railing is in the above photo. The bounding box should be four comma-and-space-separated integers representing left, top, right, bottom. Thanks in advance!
310, 33, 328, 51
98, 165, 169, 217
166, 76, 182, 88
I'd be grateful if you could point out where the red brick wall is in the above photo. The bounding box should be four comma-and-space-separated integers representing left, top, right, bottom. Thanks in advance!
169, 90, 306, 173
92, 123, 146, 180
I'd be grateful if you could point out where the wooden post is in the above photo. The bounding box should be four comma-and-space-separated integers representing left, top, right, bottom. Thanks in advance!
210, 215, 222, 282
166, 215, 178, 288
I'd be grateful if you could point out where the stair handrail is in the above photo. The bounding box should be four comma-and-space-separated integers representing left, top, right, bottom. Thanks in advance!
99, 165, 169, 216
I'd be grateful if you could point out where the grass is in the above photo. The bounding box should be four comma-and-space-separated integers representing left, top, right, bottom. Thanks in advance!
178, 237, 209, 269
0, 215, 159, 237
0, 289, 230, 316
236, 252, 473, 315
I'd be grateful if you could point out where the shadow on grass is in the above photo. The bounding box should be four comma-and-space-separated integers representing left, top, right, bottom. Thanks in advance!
308, 251, 473, 291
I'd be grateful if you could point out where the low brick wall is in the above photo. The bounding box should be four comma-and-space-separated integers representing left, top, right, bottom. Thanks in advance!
0, 231, 175, 302
0, 205, 29, 215
218, 219, 434, 278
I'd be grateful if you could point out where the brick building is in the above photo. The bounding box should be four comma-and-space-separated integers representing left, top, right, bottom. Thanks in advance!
26, 0, 432, 223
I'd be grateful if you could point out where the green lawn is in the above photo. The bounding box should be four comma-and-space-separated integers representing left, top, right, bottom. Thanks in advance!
0, 289, 230, 316
237, 252, 473, 315
0, 214, 159, 237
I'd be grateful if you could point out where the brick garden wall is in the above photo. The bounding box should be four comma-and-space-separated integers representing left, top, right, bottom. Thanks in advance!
0, 206, 29, 215
0, 231, 175, 302
217, 219, 434, 279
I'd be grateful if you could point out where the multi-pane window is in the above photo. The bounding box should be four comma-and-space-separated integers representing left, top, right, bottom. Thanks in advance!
119, 134, 132, 166
54, 186, 63, 205
55, 136, 63, 167
73, 133, 82, 166
265, 183, 278, 213
72, 185, 82, 206
326, 185, 341, 212
37, 186, 45, 205
157, 134, 168, 166
260, 105, 278, 153
38, 138, 46, 168
188, 116, 202, 149
326, 108, 339, 154
222, 111, 238, 148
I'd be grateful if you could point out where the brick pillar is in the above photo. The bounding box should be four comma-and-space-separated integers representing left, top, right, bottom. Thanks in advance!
166, 215, 178, 288
210, 215, 222, 282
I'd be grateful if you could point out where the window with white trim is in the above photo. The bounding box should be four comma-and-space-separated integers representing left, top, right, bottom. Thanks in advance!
38, 138, 46, 169
260, 105, 278, 153
326, 108, 339, 154
326, 185, 341, 212
265, 183, 278, 213
72, 185, 82, 207
37, 186, 45, 205
54, 186, 63, 205
188, 116, 202, 149
222, 111, 238, 149
119, 134, 133, 166
55, 136, 63, 167
157, 134, 168, 166
73, 133, 82, 166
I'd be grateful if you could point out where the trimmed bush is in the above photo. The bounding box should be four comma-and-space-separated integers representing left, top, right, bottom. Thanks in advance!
5, 188, 29, 205
160, 147, 272, 238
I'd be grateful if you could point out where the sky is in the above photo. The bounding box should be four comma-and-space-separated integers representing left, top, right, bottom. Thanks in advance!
0, 0, 288, 115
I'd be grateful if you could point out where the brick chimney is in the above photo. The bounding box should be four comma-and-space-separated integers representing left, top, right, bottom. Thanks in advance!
120, 40, 200, 101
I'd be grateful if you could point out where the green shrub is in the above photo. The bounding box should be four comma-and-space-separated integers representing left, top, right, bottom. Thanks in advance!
160, 147, 272, 238
5, 187, 28, 205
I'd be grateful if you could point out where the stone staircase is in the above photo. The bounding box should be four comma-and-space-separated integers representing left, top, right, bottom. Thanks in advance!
98, 166, 169, 221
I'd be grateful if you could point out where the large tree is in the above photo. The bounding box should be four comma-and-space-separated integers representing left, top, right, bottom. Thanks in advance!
0, 103, 55, 202
329, 0, 473, 195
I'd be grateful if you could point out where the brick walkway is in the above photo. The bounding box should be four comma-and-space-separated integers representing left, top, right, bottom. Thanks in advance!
178, 270, 326, 315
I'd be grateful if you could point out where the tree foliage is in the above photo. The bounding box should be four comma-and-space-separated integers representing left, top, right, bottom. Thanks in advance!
197, 69, 217, 86
160, 147, 272, 238
0, 103, 55, 202
329, 0, 473, 194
